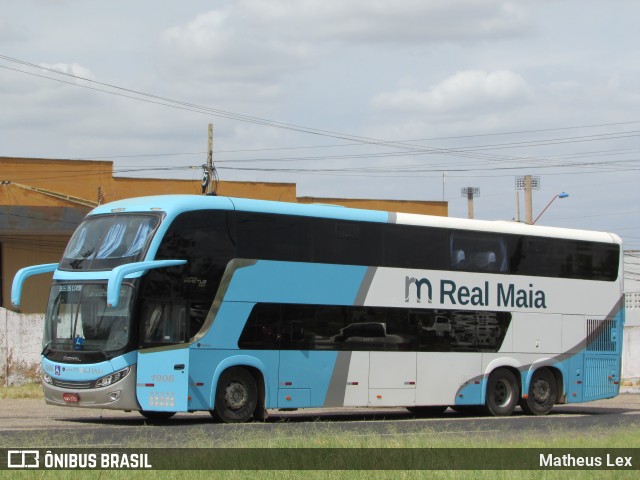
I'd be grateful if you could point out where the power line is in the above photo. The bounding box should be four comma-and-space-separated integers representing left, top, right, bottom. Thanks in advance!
0, 57, 447, 152
3, 53, 640, 167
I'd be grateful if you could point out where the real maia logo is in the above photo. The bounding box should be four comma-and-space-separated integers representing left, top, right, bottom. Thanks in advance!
405, 277, 547, 309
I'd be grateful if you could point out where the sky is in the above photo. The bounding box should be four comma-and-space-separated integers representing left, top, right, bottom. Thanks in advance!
1, 1, 639, 286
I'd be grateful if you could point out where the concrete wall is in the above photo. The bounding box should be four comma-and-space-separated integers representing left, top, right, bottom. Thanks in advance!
623, 328, 640, 378
0, 307, 43, 385
623, 292, 640, 388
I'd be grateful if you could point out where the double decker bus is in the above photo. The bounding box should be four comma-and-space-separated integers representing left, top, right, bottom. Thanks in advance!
12, 195, 623, 422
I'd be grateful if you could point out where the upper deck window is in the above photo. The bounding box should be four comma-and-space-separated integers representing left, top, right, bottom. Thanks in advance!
60, 214, 161, 270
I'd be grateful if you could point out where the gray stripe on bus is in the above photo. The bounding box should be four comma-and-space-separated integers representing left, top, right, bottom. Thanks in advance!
324, 351, 352, 407
354, 266, 377, 306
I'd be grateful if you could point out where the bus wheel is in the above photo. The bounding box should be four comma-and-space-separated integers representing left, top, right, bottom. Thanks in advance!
484, 368, 519, 416
211, 367, 257, 423
521, 368, 557, 416
140, 411, 176, 421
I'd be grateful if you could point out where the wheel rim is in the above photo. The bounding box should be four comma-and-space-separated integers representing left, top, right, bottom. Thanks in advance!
225, 381, 248, 410
493, 379, 514, 407
532, 378, 551, 404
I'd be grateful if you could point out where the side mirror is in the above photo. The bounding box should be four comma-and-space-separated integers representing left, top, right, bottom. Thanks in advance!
12, 263, 59, 308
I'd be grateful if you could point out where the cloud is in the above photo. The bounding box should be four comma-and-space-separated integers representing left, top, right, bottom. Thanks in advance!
159, 9, 311, 85
157, 1, 530, 85
0, 61, 104, 132
239, 0, 530, 44
371, 70, 530, 114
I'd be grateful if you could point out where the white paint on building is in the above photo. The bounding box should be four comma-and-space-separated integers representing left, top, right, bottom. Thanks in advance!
624, 292, 640, 390
1, 308, 44, 385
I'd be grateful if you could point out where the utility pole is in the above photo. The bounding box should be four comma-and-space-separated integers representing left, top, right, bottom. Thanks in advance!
442, 172, 446, 201
515, 175, 540, 224
202, 123, 216, 195
461, 187, 480, 219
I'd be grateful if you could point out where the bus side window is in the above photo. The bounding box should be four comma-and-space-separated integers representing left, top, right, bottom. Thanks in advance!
141, 302, 187, 345
450, 232, 507, 273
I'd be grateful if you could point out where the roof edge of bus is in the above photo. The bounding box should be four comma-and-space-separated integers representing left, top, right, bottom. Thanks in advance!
89, 194, 620, 244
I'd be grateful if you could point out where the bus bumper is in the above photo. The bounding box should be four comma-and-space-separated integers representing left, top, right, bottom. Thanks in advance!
42, 364, 141, 411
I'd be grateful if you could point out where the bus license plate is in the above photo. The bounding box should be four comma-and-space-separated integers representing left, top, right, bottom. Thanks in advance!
63, 393, 79, 403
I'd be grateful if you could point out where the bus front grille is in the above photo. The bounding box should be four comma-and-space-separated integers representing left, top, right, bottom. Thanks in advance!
51, 379, 95, 389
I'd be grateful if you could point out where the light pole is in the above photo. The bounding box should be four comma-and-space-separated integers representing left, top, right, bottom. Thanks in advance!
515, 175, 540, 224
461, 187, 480, 219
532, 192, 569, 225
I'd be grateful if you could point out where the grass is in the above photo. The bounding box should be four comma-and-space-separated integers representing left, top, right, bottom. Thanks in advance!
1, 390, 638, 479
1, 419, 639, 479
0, 382, 43, 400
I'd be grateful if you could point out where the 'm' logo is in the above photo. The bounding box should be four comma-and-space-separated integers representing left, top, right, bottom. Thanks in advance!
405, 277, 433, 303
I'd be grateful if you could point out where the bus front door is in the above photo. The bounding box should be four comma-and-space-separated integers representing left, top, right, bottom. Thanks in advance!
136, 347, 190, 413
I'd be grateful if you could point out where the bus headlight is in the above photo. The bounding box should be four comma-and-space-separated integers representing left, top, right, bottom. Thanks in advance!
95, 367, 130, 388
42, 373, 52, 385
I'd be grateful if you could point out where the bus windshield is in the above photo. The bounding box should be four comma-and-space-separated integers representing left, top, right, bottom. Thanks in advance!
43, 284, 134, 354
60, 214, 161, 270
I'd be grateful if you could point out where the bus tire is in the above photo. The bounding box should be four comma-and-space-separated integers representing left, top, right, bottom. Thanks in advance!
520, 368, 557, 416
140, 411, 176, 421
211, 367, 257, 423
484, 368, 519, 416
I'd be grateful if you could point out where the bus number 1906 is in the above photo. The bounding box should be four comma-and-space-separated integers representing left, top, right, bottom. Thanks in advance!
151, 374, 174, 383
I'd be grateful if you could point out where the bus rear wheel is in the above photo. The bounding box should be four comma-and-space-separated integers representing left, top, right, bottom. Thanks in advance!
520, 368, 557, 416
211, 367, 257, 423
484, 368, 519, 416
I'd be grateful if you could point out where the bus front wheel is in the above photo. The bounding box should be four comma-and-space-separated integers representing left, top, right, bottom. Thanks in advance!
211, 367, 258, 423
520, 368, 557, 416
484, 368, 519, 416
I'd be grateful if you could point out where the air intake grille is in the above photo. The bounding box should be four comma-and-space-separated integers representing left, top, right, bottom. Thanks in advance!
586, 318, 617, 353
51, 379, 95, 389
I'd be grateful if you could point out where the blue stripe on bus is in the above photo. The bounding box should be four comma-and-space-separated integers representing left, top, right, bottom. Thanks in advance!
206, 302, 257, 350
222, 260, 369, 305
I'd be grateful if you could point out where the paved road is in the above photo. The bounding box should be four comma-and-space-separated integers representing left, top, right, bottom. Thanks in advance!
1, 394, 639, 447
